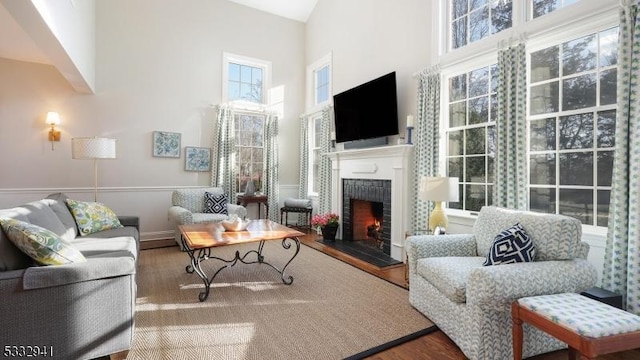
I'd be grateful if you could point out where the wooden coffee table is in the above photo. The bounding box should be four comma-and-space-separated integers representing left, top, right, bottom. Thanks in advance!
179, 219, 304, 301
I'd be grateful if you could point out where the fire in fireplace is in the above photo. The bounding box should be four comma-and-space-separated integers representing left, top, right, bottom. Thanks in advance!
350, 199, 384, 250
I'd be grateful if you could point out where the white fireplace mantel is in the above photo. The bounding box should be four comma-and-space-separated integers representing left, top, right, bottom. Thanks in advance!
325, 144, 414, 261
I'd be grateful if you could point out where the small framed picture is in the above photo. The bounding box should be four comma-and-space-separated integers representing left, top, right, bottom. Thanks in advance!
152, 131, 181, 158
185, 146, 211, 172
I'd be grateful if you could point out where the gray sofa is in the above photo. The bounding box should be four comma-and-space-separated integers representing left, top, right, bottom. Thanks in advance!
0, 193, 139, 360
168, 187, 247, 249
406, 206, 597, 360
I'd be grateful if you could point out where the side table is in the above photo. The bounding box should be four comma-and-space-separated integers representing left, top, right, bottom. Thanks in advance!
237, 194, 269, 219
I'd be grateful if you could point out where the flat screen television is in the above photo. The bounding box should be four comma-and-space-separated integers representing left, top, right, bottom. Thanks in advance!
333, 71, 399, 143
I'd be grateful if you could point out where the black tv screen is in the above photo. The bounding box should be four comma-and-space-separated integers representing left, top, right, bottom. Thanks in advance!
333, 71, 399, 143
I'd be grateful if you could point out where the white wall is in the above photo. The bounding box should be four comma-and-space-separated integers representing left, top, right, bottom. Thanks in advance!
0, 0, 305, 241
305, 0, 435, 136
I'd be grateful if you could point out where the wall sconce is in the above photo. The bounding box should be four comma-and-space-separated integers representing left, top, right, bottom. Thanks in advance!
46, 111, 61, 150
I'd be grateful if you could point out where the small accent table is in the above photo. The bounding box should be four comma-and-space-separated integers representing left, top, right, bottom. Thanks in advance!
179, 220, 303, 302
237, 194, 269, 219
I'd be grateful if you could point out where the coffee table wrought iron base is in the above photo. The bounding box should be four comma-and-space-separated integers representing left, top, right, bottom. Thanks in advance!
183, 237, 300, 301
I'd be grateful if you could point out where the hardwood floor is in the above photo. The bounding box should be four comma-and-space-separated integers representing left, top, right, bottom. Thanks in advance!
141, 230, 640, 360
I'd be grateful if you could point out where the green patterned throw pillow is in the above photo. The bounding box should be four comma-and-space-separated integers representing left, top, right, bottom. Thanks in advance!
0, 218, 86, 265
65, 199, 123, 236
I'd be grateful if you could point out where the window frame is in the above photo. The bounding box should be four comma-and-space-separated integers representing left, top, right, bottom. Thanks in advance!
306, 53, 333, 112
233, 110, 266, 194
222, 52, 272, 107
307, 112, 324, 197
439, 0, 619, 232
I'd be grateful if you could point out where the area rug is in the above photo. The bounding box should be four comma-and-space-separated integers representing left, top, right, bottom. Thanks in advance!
128, 242, 434, 359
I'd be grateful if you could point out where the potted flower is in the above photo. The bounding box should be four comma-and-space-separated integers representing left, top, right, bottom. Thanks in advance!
311, 212, 340, 241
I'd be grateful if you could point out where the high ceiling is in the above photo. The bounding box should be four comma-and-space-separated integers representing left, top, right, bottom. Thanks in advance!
228, 0, 317, 22
0, 0, 317, 66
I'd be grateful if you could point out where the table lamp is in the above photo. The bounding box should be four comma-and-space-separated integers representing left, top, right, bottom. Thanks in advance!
72, 137, 117, 202
419, 176, 460, 233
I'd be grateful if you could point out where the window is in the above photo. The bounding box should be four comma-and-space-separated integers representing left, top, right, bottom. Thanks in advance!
306, 53, 332, 110
450, 0, 513, 50
223, 53, 271, 105
528, 27, 618, 227
308, 114, 323, 195
235, 112, 265, 192
532, 0, 581, 19
446, 64, 498, 211
315, 65, 330, 105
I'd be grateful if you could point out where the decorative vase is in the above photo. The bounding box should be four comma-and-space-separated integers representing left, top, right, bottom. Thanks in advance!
321, 223, 339, 241
244, 180, 255, 196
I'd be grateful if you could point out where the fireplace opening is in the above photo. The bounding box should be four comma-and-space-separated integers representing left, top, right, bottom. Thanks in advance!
351, 199, 384, 250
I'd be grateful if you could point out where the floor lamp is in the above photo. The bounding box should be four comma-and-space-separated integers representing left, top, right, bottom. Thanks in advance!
72, 137, 117, 202
419, 176, 460, 233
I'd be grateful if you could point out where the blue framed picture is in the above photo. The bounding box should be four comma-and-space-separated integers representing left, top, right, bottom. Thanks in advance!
185, 146, 211, 172
152, 131, 181, 158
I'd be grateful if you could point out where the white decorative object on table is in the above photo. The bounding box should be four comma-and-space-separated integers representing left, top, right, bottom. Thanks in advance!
221, 214, 250, 232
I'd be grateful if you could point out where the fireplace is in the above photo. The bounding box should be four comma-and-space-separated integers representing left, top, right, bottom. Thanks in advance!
326, 144, 413, 261
342, 179, 392, 255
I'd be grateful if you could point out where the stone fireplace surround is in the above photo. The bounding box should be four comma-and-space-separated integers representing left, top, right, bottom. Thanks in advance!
326, 144, 414, 261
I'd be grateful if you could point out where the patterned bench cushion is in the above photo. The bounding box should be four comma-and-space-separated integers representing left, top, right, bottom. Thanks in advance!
416, 256, 485, 304
518, 293, 640, 338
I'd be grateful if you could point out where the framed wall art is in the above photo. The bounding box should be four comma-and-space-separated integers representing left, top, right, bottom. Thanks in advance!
152, 131, 181, 158
185, 146, 211, 172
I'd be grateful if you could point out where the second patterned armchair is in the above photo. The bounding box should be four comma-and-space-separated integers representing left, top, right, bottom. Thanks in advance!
406, 206, 597, 360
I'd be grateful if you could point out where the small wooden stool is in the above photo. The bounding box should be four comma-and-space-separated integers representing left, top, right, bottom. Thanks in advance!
512, 293, 640, 360
280, 206, 312, 230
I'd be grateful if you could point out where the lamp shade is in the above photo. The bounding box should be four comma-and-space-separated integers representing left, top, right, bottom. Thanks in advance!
45, 112, 60, 125
72, 137, 117, 159
419, 176, 459, 202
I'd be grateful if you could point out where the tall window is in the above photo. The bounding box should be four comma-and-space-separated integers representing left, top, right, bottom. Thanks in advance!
306, 53, 332, 110
446, 64, 498, 211
532, 0, 581, 19
308, 114, 323, 195
450, 0, 513, 50
223, 52, 271, 105
235, 112, 265, 192
528, 27, 618, 227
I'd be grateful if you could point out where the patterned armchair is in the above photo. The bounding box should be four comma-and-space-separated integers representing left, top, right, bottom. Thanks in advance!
406, 206, 597, 360
168, 187, 247, 249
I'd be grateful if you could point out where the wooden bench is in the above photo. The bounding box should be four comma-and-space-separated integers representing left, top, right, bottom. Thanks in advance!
512, 293, 640, 360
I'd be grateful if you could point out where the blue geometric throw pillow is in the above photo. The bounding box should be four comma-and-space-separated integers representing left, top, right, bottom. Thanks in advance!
483, 222, 536, 266
203, 192, 228, 215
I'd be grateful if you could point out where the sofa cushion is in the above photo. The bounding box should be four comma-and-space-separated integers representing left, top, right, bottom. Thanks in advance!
65, 199, 123, 236
71, 236, 138, 260
483, 223, 535, 266
203, 192, 228, 215
45, 193, 79, 239
192, 213, 229, 224
474, 206, 582, 261
416, 256, 486, 304
0, 218, 86, 265
21, 201, 71, 243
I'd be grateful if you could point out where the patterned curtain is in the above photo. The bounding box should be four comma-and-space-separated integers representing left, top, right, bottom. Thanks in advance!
493, 42, 528, 210
211, 105, 237, 197
264, 113, 280, 222
602, 1, 640, 315
317, 107, 333, 214
298, 114, 309, 199
412, 67, 440, 231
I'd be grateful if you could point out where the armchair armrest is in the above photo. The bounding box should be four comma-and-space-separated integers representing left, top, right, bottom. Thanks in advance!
22, 255, 136, 290
227, 204, 247, 219
168, 205, 193, 225
466, 259, 597, 308
406, 234, 477, 273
